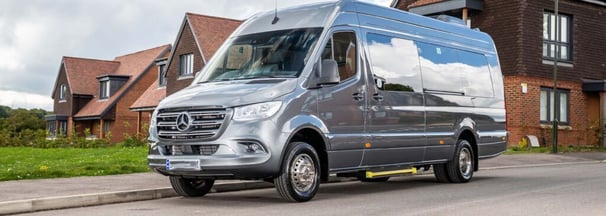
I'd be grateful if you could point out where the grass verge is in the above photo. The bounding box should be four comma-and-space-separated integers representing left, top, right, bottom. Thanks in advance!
0, 147, 148, 181
506, 145, 606, 155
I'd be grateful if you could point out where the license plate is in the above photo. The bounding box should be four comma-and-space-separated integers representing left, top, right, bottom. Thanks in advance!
166, 159, 201, 171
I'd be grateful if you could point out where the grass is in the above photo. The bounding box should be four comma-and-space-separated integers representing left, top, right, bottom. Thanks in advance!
505, 145, 606, 155
0, 146, 149, 181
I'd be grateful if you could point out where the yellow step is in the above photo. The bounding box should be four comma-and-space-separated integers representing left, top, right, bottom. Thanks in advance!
366, 167, 417, 179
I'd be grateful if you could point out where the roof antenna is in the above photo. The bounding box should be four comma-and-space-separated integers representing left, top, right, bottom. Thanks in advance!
272, 0, 280, 24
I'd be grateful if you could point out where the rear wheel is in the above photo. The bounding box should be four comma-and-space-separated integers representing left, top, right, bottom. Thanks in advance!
433, 163, 450, 183
274, 142, 321, 202
446, 140, 474, 183
170, 176, 215, 197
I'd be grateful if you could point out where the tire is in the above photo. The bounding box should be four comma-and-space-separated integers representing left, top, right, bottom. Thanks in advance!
358, 175, 390, 182
446, 139, 475, 183
170, 176, 215, 197
433, 163, 450, 183
274, 142, 321, 202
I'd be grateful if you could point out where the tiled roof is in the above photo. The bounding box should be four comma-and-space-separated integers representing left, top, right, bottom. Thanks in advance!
73, 44, 171, 119
130, 80, 165, 111
408, 0, 444, 8
186, 13, 242, 62
60, 57, 119, 96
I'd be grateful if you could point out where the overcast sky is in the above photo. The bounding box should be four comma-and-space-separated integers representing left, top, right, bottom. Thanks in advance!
0, 0, 391, 111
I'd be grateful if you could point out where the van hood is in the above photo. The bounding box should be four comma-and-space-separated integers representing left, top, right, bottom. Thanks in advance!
158, 78, 297, 109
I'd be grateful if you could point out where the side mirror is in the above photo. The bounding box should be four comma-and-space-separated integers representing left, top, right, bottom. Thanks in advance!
317, 59, 340, 86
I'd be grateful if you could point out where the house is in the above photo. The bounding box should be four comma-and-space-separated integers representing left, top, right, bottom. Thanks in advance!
394, 0, 606, 146
164, 13, 242, 96
130, 13, 242, 133
46, 44, 171, 143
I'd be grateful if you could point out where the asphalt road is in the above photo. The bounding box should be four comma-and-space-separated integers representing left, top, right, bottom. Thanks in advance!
23, 163, 606, 216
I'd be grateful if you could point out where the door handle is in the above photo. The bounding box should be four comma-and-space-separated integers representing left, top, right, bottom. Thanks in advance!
373, 93, 384, 101
352, 93, 364, 101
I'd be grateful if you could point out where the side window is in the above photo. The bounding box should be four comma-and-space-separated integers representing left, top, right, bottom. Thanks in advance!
322, 32, 357, 81
417, 42, 462, 94
366, 33, 421, 92
457, 50, 494, 97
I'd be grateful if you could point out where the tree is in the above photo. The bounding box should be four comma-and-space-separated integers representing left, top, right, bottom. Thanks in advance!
0, 105, 11, 119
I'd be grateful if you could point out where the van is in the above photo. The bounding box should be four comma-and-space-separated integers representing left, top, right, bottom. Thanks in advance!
148, 0, 508, 202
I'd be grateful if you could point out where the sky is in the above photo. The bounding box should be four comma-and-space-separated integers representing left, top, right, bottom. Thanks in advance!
0, 0, 392, 111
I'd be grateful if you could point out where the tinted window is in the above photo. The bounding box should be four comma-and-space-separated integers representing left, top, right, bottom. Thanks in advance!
457, 50, 493, 97
322, 32, 357, 81
366, 33, 421, 92
416, 42, 462, 93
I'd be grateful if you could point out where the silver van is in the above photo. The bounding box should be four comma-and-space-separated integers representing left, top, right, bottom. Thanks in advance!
148, 0, 508, 202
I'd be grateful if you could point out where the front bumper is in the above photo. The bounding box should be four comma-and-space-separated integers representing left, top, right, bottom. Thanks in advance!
147, 117, 288, 180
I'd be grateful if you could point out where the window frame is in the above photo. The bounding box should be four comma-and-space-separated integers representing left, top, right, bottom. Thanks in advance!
540, 87, 570, 125
179, 53, 194, 77
100, 80, 110, 99
59, 84, 67, 102
158, 64, 167, 87
543, 11, 572, 62
321, 30, 358, 82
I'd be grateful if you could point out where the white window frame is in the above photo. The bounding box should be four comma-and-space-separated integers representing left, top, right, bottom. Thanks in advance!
179, 53, 194, 77
59, 84, 67, 102
158, 64, 167, 87
100, 80, 110, 99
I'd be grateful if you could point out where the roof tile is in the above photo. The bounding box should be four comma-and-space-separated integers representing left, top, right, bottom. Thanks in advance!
186, 13, 242, 62
73, 44, 171, 118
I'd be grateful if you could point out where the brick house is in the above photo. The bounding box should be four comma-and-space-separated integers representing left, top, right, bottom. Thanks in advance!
130, 13, 242, 133
394, 0, 606, 146
164, 13, 242, 96
46, 45, 171, 143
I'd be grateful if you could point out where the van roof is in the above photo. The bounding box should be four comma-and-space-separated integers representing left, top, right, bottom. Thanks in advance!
233, 0, 494, 53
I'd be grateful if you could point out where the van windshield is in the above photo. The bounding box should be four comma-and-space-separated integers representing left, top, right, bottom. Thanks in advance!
198, 28, 323, 83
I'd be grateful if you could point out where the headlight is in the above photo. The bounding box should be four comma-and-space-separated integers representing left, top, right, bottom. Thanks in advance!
148, 109, 159, 143
233, 101, 282, 121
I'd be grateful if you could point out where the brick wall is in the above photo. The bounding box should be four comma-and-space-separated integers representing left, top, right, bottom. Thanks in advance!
505, 75, 601, 146
109, 58, 163, 143
166, 21, 205, 96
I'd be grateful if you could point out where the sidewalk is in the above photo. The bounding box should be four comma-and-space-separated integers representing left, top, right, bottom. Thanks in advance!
1, 152, 605, 215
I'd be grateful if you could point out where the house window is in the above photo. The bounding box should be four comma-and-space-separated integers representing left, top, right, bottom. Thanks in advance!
58, 120, 68, 136
59, 84, 67, 101
103, 121, 110, 134
543, 12, 572, 61
158, 64, 167, 87
179, 53, 194, 76
100, 80, 110, 99
47, 120, 56, 136
540, 87, 569, 124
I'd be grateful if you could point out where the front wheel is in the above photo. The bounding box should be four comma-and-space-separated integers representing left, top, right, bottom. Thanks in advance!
170, 176, 215, 197
274, 142, 321, 202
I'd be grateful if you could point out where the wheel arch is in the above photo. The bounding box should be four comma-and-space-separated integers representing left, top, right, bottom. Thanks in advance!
286, 127, 330, 182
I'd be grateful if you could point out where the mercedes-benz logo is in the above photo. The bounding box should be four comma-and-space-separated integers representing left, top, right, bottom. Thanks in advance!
176, 112, 191, 132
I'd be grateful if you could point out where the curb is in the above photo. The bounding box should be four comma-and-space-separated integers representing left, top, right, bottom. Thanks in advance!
0, 181, 273, 215
1, 161, 603, 215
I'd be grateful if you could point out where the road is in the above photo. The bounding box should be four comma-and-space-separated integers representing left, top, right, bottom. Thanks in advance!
24, 163, 606, 216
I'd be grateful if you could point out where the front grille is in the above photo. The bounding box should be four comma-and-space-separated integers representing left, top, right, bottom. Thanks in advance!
156, 108, 228, 140
163, 145, 220, 156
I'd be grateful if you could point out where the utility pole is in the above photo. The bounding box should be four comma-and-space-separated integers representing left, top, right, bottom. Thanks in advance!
552, 0, 559, 154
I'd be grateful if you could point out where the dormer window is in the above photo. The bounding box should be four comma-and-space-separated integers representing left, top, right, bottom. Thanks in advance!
59, 84, 67, 102
100, 80, 110, 99
97, 75, 130, 100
